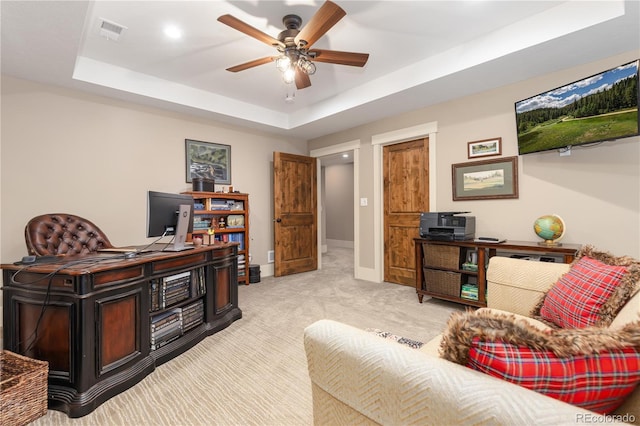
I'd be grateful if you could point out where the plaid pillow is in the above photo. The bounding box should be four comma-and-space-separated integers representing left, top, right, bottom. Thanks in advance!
538, 256, 627, 328
440, 310, 640, 414
468, 338, 640, 414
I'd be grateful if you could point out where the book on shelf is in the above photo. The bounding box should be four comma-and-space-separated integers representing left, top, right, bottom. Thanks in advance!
210, 199, 244, 211
182, 310, 203, 321
193, 223, 212, 230
461, 262, 478, 271
156, 271, 192, 308
184, 300, 202, 311
181, 300, 204, 333
182, 300, 204, 315
460, 284, 479, 301
151, 319, 182, 339
182, 306, 205, 332
182, 318, 204, 333
150, 280, 160, 311
162, 271, 191, 287
150, 314, 181, 333
150, 308, 181, 326
150, 331, 182, 351
150, 309, 183, 346
189, 267, 206, 297
217, 232, 245, 249
151, 324, 182, 342
162, 290, 189, 308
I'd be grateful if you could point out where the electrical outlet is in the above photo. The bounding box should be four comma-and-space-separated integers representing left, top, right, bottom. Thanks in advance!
267, 250, 275, 263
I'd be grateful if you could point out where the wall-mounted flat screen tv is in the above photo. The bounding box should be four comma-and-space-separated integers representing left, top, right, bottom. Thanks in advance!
515, 59, 639, 155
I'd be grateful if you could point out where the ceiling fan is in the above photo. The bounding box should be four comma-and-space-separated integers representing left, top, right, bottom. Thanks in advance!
217, 1, 369, 90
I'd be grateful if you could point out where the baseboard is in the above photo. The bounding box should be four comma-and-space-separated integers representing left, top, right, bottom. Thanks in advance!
260, 254, 375, 282
260, 263, 274, 278
355, 266, 379, 282
326, 239, 354, 249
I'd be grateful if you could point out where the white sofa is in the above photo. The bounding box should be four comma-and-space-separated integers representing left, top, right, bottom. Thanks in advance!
304, 256, 640, 425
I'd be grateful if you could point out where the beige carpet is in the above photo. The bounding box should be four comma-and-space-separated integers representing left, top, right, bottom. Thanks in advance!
32, 247, 463, 426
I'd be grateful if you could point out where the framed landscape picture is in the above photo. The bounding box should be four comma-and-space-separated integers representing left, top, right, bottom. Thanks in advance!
452, 156, 518, 201
185, 139, 231, 184
467, 137, 502, 159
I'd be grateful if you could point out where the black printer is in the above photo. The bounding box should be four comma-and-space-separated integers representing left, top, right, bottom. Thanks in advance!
419, 212, 476, 241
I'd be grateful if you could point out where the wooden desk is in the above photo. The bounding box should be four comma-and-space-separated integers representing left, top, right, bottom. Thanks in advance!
2, 244, 242, 417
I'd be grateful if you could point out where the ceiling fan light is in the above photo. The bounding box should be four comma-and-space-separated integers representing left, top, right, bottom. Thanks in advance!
282, 68, 296, 84
299, 58, 316, 75
275, 56, 291, 72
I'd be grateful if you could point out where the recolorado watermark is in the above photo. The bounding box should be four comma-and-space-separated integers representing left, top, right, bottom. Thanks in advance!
576, 413, 635, 423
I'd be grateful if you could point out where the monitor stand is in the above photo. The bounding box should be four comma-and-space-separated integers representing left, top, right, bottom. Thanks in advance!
162, 204, 194, 252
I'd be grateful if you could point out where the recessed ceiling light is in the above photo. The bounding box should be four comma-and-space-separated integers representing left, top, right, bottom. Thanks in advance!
342, 153, 349, 158
164, 25, 182, 39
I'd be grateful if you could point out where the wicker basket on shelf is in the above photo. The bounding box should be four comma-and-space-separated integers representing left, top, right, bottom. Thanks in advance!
1, 350, 49, 426
424, 269, 462, 296
422, 244, 462, 269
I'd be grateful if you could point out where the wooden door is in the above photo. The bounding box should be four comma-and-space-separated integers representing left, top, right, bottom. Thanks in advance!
273, 152, 318, 277
383, 139, 429, 286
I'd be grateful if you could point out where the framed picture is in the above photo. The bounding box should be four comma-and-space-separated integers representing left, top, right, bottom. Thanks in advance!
185, 139, 231, 185
452, 156, 518, 201
467, 137, 502, 159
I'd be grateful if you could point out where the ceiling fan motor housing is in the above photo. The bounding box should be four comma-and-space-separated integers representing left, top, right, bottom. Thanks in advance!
279, 14, 302, 47
283, 14, 302, 30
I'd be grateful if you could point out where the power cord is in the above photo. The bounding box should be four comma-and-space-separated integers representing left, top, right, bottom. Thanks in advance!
135, 230, 170, 254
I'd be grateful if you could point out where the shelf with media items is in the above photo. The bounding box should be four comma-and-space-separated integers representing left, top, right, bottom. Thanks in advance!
414, 238, 582, 308
182, 191, 250, 284
149, 268, 206, 351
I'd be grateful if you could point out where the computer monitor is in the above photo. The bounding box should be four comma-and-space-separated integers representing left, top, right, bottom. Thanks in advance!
146, 191, 195, 251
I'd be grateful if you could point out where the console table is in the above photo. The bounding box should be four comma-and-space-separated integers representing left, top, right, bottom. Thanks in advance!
1, 244, 242, 417
414, 239, 582, 308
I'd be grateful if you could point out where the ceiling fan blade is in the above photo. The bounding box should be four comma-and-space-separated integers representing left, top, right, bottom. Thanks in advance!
226, 56, 276, 73
218, 15, 284, 48
309, 49, 369, 67
294, 1, 346, 49
295, 67, 312, 90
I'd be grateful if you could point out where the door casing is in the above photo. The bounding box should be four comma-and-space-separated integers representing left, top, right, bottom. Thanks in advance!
372, 122, 438, 283
310, 140, 360, 275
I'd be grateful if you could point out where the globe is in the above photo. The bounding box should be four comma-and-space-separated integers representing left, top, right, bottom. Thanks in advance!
533, 214, 565, 246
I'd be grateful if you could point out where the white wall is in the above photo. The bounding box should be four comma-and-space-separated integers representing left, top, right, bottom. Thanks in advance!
0, 76, 308, 269
309, 51, 640, 268
324, 163, 354, 246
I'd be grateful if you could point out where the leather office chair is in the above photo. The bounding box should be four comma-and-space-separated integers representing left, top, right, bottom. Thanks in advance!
25, 213, 114, 256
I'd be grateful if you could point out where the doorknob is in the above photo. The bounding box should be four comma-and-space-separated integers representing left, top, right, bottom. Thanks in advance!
274, 218, 282, 223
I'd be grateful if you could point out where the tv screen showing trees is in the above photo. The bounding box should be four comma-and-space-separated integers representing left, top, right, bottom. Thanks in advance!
515, 59, 639, 155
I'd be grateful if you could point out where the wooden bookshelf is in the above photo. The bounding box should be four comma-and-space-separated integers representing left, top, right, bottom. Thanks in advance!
183, 191, 250, 284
